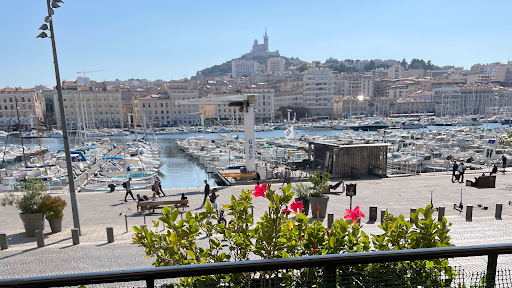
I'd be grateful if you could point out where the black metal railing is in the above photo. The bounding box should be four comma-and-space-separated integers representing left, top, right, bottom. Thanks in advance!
1, 243, 512, 287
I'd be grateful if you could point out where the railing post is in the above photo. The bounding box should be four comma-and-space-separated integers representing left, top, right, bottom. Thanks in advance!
146, 277, 155, 288
466, 205, 473, 221
486, 253, 498, 288
0, 232, 8, 250
438, 206, 445, 223
324, 265, 336, 288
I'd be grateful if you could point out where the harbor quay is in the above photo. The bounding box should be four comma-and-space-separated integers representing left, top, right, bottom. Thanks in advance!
2, 170, 512, 284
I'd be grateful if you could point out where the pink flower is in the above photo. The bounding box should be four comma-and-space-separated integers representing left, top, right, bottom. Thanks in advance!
290, 201, 304, 213
253, 183, 268, 197
282, 208, 291, 215
344, 206, 365, 223
316, 203, 320, 212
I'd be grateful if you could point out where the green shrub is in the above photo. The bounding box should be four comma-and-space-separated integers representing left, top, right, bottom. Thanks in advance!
292, 182, 310, 199
40, 194, 67, 219
1, 179, 47, 214
133, 184, 453, 286
307, 171, 330, 197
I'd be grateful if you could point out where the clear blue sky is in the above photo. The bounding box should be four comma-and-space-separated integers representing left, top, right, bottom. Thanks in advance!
1, 0, 511, 88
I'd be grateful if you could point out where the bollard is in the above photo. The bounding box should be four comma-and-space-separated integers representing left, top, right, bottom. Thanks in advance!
71, 228, 80, 245
369, 206, 377, 222
381, 209, 386, 224
35, 230, 45, 248
106, 226, 114, 243
410, 208, 417, 224
0, 232, 8, 250
327, 213, 334, 228
438, 206, 445, 223
496, 203, 503, 220
125, 215, 128, 233
251, 207, 254, 225
466, 205, 473, 221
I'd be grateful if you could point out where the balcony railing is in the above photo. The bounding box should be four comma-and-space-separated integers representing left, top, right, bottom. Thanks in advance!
1, 243, 512, 287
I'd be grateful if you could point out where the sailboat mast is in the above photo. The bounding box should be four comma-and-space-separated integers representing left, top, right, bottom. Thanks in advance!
14, 96, 27, 167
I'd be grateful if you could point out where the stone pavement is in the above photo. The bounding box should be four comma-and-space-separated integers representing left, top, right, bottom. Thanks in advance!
2, 169, 512, 285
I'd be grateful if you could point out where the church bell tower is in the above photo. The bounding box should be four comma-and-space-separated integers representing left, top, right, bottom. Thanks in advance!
263, 28, 268, 52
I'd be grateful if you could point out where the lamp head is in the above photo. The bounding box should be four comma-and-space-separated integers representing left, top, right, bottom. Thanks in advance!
36, 32, 49, 39
44, 16, 52, 23
51, 1, 61, 8
48, 8, 54, 16
39, 24, 49, 30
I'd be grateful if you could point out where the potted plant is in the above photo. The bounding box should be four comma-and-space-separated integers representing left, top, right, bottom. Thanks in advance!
308, 171, 330, 219
40, 194, 67, 233
1, 179, 47, 237
293, 182, 310, 216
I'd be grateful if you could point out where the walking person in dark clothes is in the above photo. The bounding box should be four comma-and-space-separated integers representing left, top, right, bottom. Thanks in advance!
201, 180, 210, 208
502, 156, 507, 173
255, 171, 261, 185
124, 177, 135, 202
491, 163, 498, 175
451, 161, 458, 182
210, 188, 219, 212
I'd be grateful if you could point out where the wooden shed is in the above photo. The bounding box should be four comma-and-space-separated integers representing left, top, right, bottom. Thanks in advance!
308, 141, 389, 178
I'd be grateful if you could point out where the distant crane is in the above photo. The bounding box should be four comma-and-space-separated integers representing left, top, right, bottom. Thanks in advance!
77, 70, 104, 78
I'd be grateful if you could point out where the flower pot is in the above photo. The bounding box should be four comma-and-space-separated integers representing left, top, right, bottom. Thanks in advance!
19, 213, 45, 237
310, 196, 329, 219
48, 218, 63, 233
295, 197, 310, 216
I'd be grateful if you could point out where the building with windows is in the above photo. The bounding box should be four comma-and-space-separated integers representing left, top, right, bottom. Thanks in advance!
274, 92, 304, 109
241, 88, 274, 123
231, 59, 258, 79
388, 65, 405, 79
267, 57, 284, 74
362, 75, 374, 97
134, 84, 200, 126
303, 67, 335, 116
0, 88, 45, 130
53, 83, 123, 130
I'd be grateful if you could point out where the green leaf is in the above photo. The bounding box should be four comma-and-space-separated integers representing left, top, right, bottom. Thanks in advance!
185, 250, 196, 261
170, 209, 179, 222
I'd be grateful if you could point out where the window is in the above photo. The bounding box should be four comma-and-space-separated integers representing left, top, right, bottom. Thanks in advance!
161, 103, 163, 107
99, 105, 102, 108
148, 103, 151, 108
161, 111, 164, 114
143, 103, 145, 107
28, 98, 31, 102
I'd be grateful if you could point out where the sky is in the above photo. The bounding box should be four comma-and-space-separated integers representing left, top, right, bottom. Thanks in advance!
1, 0, 511, 88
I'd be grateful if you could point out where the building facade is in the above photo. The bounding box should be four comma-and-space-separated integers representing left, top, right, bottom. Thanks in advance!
0, 88, 45, 130
303, 67, 335, 116
267, 57, 284, 74
231, 59, 258, 79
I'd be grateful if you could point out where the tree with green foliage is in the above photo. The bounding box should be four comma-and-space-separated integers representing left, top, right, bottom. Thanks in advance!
1, 179, 48, 214
363, 60, 376, 71
45, 97, 54, 114
401, 58, 408, 69
298, 62, 309, 73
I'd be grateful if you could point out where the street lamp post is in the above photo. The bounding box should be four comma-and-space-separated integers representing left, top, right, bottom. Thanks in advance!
39, 0, 81, 234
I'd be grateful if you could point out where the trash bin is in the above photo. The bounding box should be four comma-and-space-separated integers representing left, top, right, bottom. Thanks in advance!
369, 206, 377, 222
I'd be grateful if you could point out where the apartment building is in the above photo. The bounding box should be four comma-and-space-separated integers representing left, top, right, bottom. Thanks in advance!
467, 74, 497, 84
303, 67, 335, 116
333, 96, 375, 118
53, 82, 123, 129
267, 57, 284, 74
361, 75, 374, 97
387, 65, 405, 79
497, 63, 512, 83
232, 59, 258, 79
274, 92, 304, 109
0, 88, 45, 130
241, 88, 274, 123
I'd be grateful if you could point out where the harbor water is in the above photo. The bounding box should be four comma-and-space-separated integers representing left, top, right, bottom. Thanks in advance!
4, 123, 505, 189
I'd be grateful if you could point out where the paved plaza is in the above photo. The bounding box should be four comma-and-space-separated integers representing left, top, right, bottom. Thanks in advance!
2, 168, 512, 286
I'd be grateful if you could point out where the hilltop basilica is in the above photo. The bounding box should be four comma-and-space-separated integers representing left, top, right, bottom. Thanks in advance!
244, 29, 280, 59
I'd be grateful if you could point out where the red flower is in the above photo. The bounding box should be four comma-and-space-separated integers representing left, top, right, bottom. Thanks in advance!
316, 202, 320, 212
253, 183, 268, 197
290, 201, 304, 213
282, 208, 291, 215
344, 206, 365, 223
326, 230, 331, 238
311, 248, 316, 253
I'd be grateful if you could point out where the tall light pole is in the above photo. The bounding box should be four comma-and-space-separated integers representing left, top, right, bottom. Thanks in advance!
38, 0, 81, 234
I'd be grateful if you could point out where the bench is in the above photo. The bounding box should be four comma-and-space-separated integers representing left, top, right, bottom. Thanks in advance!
468, 175, 496, 188
137, 199, 189, 213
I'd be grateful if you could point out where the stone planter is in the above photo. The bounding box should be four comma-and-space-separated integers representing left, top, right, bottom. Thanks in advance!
310, 196, 329, 219
19, 213, 45, 237
295, 197, 310, 216
48, 218, 62, 233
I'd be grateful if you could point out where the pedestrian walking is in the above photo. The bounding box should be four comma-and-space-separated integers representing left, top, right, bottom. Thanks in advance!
451, 161, 458, 182
458, 162, 466, 183
255, 171, 261, 186
201, 180, 210, 208
124, 177, 135, 202
210, 188, 218, 212
282, 167, 291, 185
152, 179, 166, 197
502, 156, 507, 173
